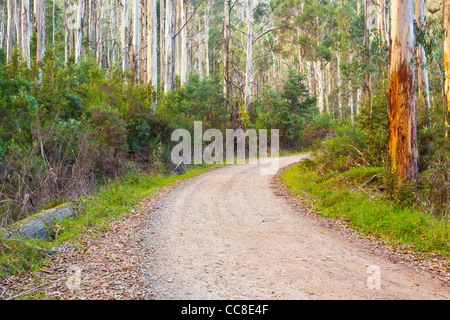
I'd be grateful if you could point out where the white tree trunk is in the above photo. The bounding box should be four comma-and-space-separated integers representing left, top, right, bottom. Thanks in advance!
122, 0, 129, 73
133, 0, 140, 80
317, 61, 324, 114
164, 0, 172, 92
21, 0, 31, 68
336, 51, 342, 118
75, 0, 85, 64
180, 0, 187, 85
147, 0, 158, 90
204, 0, 210, 77
6, 0, 14, 62
36, 0, 45, 64
244, 0, 254, 109
415, 0, 431, 119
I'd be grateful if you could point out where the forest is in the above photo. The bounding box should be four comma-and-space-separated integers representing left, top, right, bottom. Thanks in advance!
0, 0, 448, 230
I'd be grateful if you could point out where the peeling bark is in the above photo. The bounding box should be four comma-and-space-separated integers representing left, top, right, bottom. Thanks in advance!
387, 0, 418, 182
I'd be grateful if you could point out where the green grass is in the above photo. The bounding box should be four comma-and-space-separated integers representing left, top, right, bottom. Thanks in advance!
0, 164, 220, 279
281, 161, 450, 259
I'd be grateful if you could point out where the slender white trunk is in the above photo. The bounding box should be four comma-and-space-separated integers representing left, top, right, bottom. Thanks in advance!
122, 0, 129, 73
244, 0, 254, 109
197, 13, 203, 80
6, 0, 14, 62
204, 0, 210, 77
317, 61, 324, 114
415, 0, 431, 118
164, 0, 172, 92
180, 0, 187, 85
21, 0, 30, 68
75, 0, 85, 64
147, 0, 158, 90
336, 51, 342, 118
132, 0, 140, 80
36, 0, 45, 63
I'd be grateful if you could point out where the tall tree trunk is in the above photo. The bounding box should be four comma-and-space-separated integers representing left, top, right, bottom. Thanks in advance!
21, 0, 30, 68
160, 0, 165, 86
180, 0, 187, 85
164, 0, 172, 92
147, 0, 158, 90
444, 0, 450, 137
317, 61, 324, 114
204, 0, 210, 77
141, 0, 147, 83
133, 0, 140, 81
75, 0, 85, 64
176, 0, 181, 79
244, 0, 254, 109
415, 0, 431, 123
363, 0, 371, 114
6, 0, 14, 62
198, 11, 203, 80
336, 51, 342, 118
122, 0, 129, 73
36, 0, 45, 64
223, 0, 231, 110
387, 0, 418, 182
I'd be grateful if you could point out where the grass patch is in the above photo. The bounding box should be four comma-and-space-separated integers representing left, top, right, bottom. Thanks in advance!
281, 161, 450, 259
0, 164, 220, 279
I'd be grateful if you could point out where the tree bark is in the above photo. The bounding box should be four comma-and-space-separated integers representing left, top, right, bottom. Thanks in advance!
122, 0, 129, 73
21, 0, 30, 68
204, 0, 210, 77
180, 0, 188, 85
244, 0, 254, 109
75, 0, 85, 64
223, 0, 231, 110
36, 0, 45, 64
387, 0, 418, 182
415, 0, 431, 122
164, 0, 173, 92
133, 0, 140, 81
6, 0, 14, 63
147, 0, 158, 90
444, 0, 450, 137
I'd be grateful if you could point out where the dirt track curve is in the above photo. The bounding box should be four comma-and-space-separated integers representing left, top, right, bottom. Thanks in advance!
142, 155, 449, 300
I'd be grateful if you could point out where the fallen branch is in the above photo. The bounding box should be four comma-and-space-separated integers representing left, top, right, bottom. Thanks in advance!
351, 175, 378, 193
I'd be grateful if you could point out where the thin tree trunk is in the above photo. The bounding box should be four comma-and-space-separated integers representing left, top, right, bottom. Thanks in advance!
415, 0, 431, 123
164, 0, 172, 92
180, 0, 187, 85
244, 0, 254, 109
21, 0, 30, 68
122, 0, 129, 73
223, 0, 231, 110
160, 0, 165, 86
36, 0, 45, 64
445, 0, 450, 137
204, 0, 210, 77
147, 0, 157, 90
198, 12, 203, 80
363, 0, 371, 114
6, 0, 14, 62
75, 0, 85, 64
133, 0, 140, 80
387, 0, 418, 182
336, 51, 342, 118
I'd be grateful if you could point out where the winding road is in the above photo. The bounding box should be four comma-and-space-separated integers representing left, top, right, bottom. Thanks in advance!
142, 155, 449, 300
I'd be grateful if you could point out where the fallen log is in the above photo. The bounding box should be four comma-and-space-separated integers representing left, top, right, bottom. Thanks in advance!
5, 203, 77, 240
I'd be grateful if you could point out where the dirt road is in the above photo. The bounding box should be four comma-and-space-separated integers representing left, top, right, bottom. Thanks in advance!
141, 155, 449, 300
